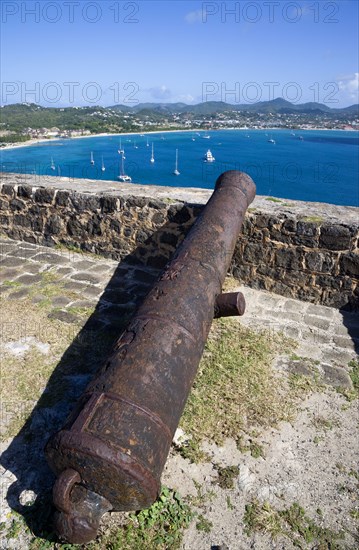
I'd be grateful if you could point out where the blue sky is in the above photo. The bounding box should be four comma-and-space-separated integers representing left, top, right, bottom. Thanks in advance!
1, 0, 358, 107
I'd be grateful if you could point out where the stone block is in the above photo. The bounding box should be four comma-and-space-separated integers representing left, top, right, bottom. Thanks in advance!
14, 214, 32, 228
306, 304, 334, 318
123, 226, 133, 238
1, 184, 15, 196
125, 196, 148, 208
255, 263, 276, 278
321, 364, 353, 388
315, 273, 341, 290
304, 315, 331, 331
15, 273, 43, 285
67, 217, 86, 238
324, 290, 352, 309
101, 196, 120, 213
243, 242, 264, 264
31, 216, 44, 232
0, 198, 9, 210
34, 187, 55, 204
254, 213, 275, 229
305, 251, 322, 272
282, 270, 313, 287
167, 205, 192, 224
9, 198, 26, 211
151, 211, 166, 226
148, 199, 167, 210
0, 256, 24, 268
45, 215, 63, 235
271, 280, 293, 296
136, 229, 151, 244
109, 219, 121, 233
87, 215, 102, 237
296, 286, 323, 304
340, 253, 359, 278
8, 288, 30, 300
138, 211, 150, 222
282, 218, 297, 233
296, 221, 319, 237
70, 272, 102, 285
55, 190, 70, 206
231, 264, 253, 281
275, 247, 304, 270
70, 193, 100, 212
17, 185, 32, 199
48, 310, 80, 324
319, 224, 351, 251
333, 335, 357, 351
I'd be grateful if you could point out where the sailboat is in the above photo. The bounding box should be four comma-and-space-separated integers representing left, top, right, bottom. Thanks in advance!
134, 140, 138, 149
203, 149, 215, 162
150, 143, 155, 163
118, 139, 124, 154
173, 149, 180, 176
50, 157, 55, 170
146, 137, 149, 147
101, 156, 105, 172
117, 153, 132, 182
90, 152, 95, 165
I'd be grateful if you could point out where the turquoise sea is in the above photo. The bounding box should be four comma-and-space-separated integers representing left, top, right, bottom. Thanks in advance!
1, 129, 358, 206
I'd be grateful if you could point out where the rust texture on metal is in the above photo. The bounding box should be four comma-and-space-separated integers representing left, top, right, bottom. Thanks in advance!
45, 170, 256, 543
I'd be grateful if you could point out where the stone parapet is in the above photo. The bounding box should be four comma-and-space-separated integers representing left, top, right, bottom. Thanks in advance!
0, 172, 358, 309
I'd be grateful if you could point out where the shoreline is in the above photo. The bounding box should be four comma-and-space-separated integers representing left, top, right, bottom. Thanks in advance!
1, 127, 357, 152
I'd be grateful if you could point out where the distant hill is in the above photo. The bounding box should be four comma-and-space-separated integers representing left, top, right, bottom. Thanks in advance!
0, 103, 135, 133
109, 98, 359, 116
1, 99, 357, 135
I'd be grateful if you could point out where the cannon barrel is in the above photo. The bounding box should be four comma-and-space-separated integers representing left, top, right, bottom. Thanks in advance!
45, 170, 256, 543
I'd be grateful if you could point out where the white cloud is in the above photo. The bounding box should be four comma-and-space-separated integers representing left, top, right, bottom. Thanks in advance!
177, 94, 195, 103
185, 9, 204, 24
149, 85, 172, 100
338, 73, 359, 101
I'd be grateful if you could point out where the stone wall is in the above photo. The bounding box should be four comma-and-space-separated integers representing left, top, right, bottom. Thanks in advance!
0, 172, 358, 309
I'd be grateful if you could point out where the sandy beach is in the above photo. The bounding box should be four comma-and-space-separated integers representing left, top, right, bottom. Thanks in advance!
0, 130, 193, 151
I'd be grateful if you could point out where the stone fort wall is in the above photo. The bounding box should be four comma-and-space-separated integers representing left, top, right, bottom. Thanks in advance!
0, 172, 358, 309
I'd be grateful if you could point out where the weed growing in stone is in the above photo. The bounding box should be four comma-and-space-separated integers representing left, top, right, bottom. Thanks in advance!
213, 465, 240, 489
299, 215, 324, 224
348, 359, 359, 396
195, 515, 213, 533
244, 500, 345, 548
265, 197, 282, 203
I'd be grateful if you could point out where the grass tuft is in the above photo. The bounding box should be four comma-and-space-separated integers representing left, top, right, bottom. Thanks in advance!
348, 359, 359, 397
265, 197, 282, 203
213, 465, 240, 489
244, 500, 345, 548
179, 319, 295, 458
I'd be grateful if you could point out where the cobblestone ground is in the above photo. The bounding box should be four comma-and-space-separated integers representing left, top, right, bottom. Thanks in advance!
0, 237, 358, 549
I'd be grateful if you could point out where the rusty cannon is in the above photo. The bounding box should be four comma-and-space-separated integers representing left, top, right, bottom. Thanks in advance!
45, 170, 256, 543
